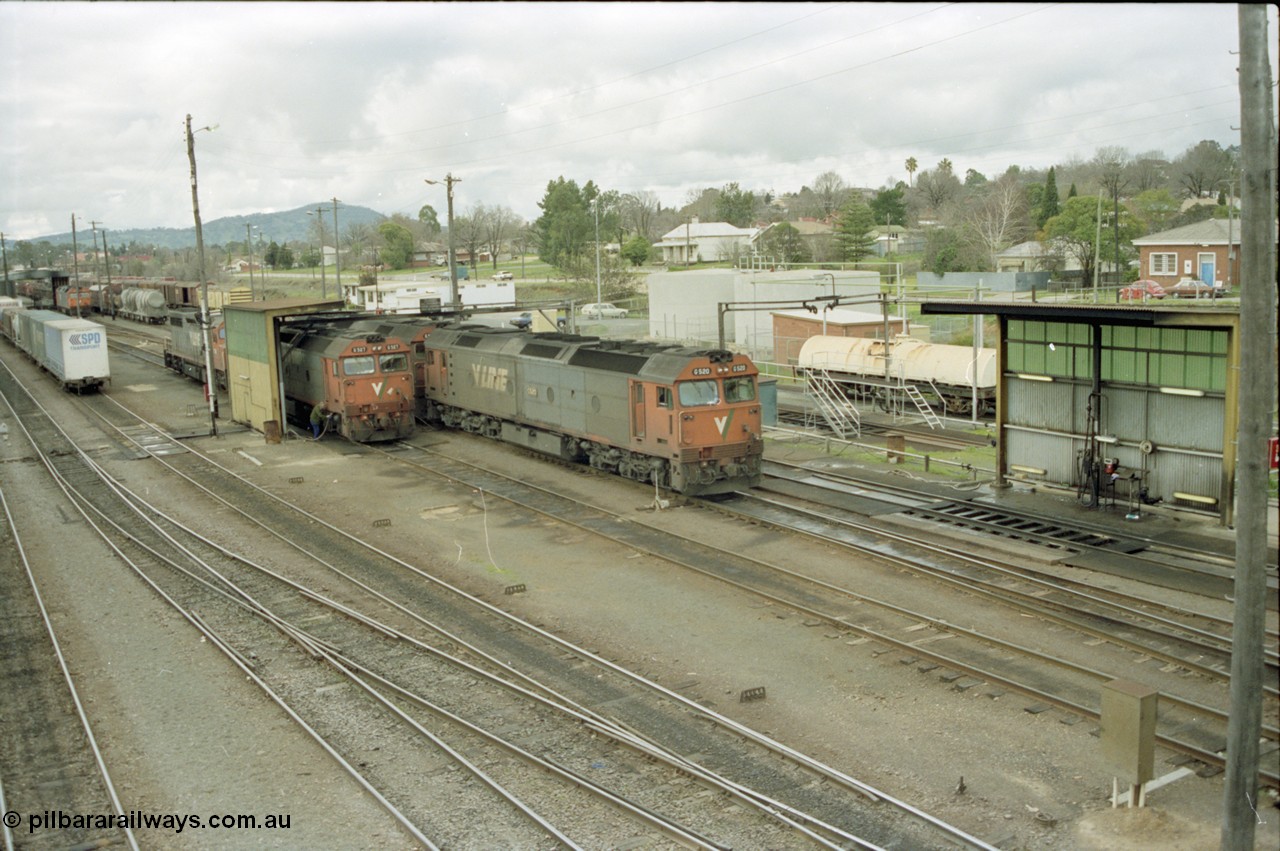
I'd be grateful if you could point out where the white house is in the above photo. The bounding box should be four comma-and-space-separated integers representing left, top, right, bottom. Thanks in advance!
343, 278, 516, 313
654, 218, 758, 264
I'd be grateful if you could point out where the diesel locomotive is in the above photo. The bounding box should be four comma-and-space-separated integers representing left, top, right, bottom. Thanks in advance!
278, 324, 416, 443
415, 324, 763, 495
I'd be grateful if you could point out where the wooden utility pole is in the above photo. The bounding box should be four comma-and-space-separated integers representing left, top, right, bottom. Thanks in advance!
1221, 6, 1276, 848
185, 113, 218, 436
331, 197, 342, 299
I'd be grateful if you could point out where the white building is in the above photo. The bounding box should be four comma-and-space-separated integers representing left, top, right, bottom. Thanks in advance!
646, 268, 881, 359
654, 218, 759, 264
343, 277, 516, 313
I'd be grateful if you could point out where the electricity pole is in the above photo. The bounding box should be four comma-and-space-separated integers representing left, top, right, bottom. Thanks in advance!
185, 113, 218, 437
1221, 6, 1275, 848
312, 207, 328, 299
425, 175, 460, 309
69, 216, 84, 316
331, 197, 342, 300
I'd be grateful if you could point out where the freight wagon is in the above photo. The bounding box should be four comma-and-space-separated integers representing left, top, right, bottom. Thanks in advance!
798, 335, 997, 417
2, 308, 110, 393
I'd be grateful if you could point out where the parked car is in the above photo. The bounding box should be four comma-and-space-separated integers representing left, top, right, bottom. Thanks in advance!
1118, 280, 1166, 301
1167, 279, 1226, 299
509, 312, 533, 330
580, 302, 627, 319
492, 271, 513, 281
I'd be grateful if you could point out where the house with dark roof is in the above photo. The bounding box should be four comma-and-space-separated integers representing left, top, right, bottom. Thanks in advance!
1131, 218, 1240, 289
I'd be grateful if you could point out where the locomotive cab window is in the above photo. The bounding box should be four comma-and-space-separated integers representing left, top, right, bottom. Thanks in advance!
725, 376, 755, 403
657, 387, 673, 408
678, 379, 719, 407
379, 353, 408, 373
343, 355, 376, 376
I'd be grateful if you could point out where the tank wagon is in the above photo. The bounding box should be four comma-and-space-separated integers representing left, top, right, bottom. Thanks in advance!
798, 335, 997, 417
417, 324, 763, 495
163, 308, 227, 389
278, 324, 415, 443
117, 287, 169, 324
1, 308, 110, 393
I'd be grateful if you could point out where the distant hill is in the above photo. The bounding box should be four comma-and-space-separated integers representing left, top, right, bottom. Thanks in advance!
28, 203, 388, 249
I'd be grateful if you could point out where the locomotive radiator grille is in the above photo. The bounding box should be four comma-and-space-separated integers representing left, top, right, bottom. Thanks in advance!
680, 441, 762, 463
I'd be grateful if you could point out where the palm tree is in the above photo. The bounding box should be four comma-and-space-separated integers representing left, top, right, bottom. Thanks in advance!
905, 157, 918, 188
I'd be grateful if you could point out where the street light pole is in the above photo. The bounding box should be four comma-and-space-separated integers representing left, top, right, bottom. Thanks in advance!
331, 197, 342, 300
185, 113, 218, 436
245, 223, 255, 300
425, 176, 461, 309
593, 199, 602, 308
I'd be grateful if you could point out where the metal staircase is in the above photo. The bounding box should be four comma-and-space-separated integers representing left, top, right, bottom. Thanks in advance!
806, 370, 860, 438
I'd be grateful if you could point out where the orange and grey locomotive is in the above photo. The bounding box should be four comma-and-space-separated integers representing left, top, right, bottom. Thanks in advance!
418, 324, 762, 494
279, 324, 415, 443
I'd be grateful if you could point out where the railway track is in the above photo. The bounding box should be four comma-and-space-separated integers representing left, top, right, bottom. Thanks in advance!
0, 362, 989, 849
0, 382, 139, 851
355, 430, 1278, 792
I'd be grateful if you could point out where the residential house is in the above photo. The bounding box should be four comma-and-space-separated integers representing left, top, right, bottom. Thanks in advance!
655, 218, 758, 264
752, 218, 835, 262
1131, 218, 1240, 289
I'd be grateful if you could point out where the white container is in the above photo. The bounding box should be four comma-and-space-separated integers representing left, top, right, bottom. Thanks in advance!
43, 317, 110, 390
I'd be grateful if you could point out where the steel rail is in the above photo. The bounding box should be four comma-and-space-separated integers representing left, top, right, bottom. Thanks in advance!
0, 397, 140, 851
0, 362, 436, 849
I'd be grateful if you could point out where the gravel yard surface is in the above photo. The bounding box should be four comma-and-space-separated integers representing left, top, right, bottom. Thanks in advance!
2, 337, 1275, 850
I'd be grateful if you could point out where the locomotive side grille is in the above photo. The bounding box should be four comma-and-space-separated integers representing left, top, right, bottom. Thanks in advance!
521, 342, 566, 359
680, 441, 761, 463
567, 349, 648, 375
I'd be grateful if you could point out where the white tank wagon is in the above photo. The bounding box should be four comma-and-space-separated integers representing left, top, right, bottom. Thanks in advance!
119, 287, 168, 323
798, 335, 997, 416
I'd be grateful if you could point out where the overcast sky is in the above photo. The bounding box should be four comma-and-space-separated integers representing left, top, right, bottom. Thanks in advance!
1, 2, 1273, 242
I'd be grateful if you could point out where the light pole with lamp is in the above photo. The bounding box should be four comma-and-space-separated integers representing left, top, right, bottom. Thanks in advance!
811, 272, 835, 334
425, 176, 460, 309
592, 198, 602, 309
185, 114, 219, 436
245, 223, 257, 299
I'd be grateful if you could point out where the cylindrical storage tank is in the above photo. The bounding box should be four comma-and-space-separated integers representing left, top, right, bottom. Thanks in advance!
122, 287, 166, 313
797, 336, 887, 378
894, 339, 997, 389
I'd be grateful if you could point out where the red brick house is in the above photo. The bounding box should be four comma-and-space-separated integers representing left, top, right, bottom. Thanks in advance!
1131, 218, 1240, 289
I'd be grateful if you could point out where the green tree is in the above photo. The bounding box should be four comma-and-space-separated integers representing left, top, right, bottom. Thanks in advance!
418, 204, 441, 237
1037, 167, 1061, 229
1131, 188, 1179, 234
532, 177, 592, 269
377, 220, 415, 270
757, 222, 809, 265
869, 186, 907, 227
834, 198, 877, 262
620, 234, 652, 267
714, 182, 757, 227
905, 157, 918, 187
1042, 195, 1142, 287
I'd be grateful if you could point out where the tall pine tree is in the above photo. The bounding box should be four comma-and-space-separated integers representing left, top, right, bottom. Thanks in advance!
834, 199, 878, 262
1037, 167, 1061, 229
